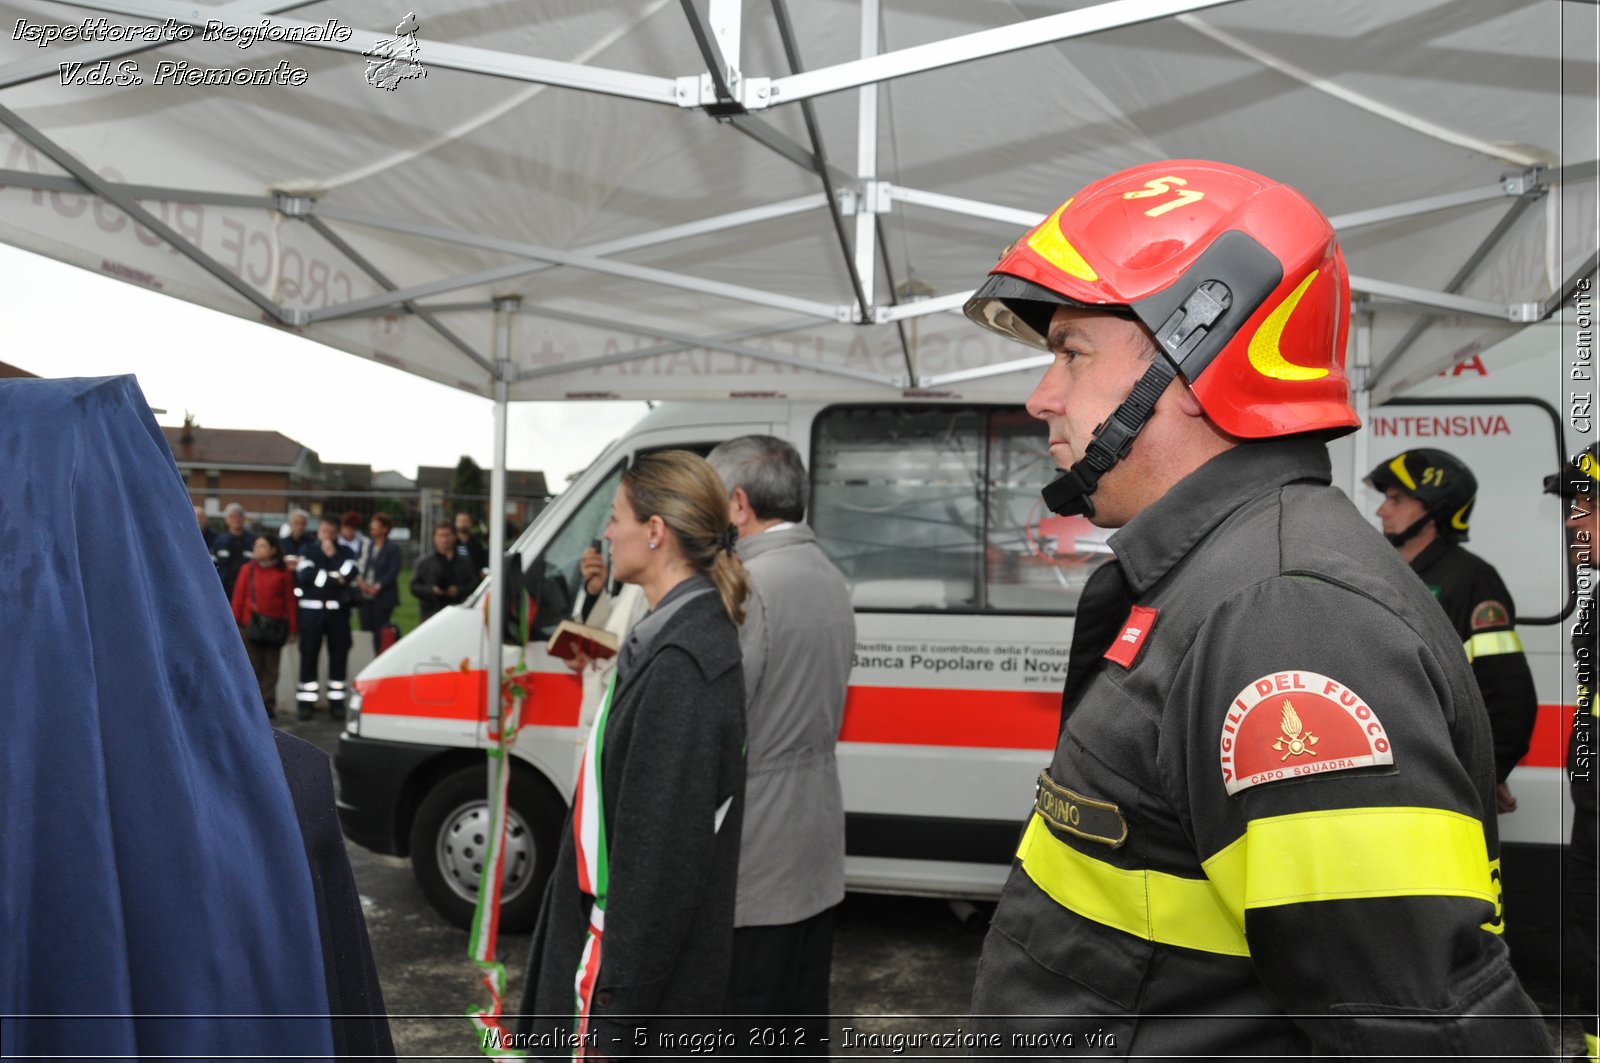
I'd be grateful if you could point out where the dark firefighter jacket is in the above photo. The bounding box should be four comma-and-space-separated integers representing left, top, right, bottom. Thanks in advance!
1409, 538, 1538, 783
295, 541, 359, 610
971, 439, 1551, 1058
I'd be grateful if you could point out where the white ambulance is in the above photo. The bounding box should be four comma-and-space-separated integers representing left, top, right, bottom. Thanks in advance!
334, 318, 1587, 934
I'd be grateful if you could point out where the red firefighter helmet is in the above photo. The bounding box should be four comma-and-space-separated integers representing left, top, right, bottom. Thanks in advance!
965, 159, 1358, 439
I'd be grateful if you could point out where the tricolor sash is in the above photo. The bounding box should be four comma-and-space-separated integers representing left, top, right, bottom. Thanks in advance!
570, 672, 618, 1055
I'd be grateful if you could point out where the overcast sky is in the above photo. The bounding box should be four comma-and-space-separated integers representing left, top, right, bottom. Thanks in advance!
2, 242, 649, 487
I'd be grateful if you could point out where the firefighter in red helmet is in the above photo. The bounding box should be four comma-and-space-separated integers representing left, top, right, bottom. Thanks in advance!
964, 160, 1549, 1056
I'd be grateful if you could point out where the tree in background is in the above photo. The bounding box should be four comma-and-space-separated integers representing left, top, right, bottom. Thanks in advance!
450, 455, 484, 527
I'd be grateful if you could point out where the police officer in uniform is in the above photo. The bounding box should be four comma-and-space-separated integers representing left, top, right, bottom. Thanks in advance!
294, 515, 359, 721
962, 160, 1549, 1055
1368, 449, 1539, 809
1546, 443, 1598, 1062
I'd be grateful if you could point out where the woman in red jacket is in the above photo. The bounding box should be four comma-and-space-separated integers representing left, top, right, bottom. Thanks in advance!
230, 535, 297, 718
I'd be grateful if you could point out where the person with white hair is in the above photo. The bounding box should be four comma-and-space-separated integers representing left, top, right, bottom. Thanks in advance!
707, 434, 854, 1051
210, 501, 255, 597
279, 507, 314, 565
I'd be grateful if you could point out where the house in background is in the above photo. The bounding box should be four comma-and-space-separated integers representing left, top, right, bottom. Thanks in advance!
415, 465, 551, 532
322, 462, 373, 493
320, 462, 374, 524
373, 469, 417, 492
163, 422, 321, 524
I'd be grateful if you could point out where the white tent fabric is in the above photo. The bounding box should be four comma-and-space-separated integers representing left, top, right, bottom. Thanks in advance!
1, 1, 1593, 981
1, 0, 1594, 406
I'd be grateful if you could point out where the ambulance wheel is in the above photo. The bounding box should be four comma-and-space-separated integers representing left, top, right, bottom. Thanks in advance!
409, 765, 563, 933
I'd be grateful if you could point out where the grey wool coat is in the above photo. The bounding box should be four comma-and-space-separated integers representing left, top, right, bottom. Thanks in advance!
734, 524, 854, 927
517, 589, 746, 1058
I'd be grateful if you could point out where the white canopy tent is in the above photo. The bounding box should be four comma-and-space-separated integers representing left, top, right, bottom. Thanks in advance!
1, 0, 1596, 734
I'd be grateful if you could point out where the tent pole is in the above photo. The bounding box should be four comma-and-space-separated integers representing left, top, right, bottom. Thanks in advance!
852, 0, 880, 310
1351, 307, 1373, 503
771, 0, 873, 327
764, 0, 1241, 105
487, 297, 517, 798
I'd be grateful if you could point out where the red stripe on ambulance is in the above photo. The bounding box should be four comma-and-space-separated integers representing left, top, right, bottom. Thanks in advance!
838, 687, 1059, 748
1522, 704, 1577, 769
357, 670, 583, 726
356, 674, 1575, 764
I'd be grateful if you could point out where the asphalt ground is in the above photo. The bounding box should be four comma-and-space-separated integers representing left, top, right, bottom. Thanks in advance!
274, 646, 1585, 1059
279, 709, 988, 1059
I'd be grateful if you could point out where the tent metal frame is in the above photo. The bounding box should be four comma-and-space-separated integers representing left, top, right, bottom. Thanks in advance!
3, 0, 1575, 392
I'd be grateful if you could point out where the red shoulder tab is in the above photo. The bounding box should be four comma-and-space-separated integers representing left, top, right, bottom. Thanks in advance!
1104, 605, 1158, 669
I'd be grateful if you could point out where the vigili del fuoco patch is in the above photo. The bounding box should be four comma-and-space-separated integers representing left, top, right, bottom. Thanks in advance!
1219, 670, 1394, 796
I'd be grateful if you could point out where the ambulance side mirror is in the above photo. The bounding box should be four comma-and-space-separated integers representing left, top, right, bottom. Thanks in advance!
518, 550, 572, 644
499, 551, 528, 646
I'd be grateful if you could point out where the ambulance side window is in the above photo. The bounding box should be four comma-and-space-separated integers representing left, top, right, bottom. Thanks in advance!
809, 406, 1093, 614
529, 463, 624, 635
811, 406, 984, 610
985, 410, 1106, 613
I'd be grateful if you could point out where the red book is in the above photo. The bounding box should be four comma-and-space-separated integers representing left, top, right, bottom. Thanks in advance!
545, 618, 619, 661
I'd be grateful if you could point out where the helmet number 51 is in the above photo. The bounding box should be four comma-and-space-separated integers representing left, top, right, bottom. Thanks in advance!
1123, 176, 1206, 217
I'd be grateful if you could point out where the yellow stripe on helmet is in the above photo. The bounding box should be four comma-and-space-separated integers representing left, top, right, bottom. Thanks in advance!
1025, 200, 1099, 282
1388, 453, 1418, 491
1246, 270, 1329, 382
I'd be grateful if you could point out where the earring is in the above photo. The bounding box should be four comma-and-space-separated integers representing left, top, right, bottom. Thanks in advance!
648, 542, 657, 550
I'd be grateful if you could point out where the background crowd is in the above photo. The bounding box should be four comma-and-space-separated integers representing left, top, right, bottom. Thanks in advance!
202, 503, 498, 719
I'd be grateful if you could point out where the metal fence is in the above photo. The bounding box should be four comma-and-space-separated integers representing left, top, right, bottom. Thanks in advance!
193, 488, 552, 568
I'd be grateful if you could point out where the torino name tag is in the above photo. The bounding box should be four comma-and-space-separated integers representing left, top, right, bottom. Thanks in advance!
1034, 770, 1128, 848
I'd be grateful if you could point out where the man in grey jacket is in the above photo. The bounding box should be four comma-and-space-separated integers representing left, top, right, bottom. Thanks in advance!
709, 435, 855, 1053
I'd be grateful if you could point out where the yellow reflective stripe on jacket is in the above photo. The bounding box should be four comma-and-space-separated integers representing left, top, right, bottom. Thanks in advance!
1463, 629, 1523, 661
1482, 857, 1504, 935
1017, 814, 1249, 957
1202, 806, 1496, 917
1019, 807, 1497, 957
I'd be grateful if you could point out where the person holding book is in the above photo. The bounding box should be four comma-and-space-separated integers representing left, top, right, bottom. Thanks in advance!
519, 451, 749, 1057
548, 542, 649, 781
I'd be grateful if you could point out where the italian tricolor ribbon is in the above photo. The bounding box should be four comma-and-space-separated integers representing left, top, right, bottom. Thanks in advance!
570, 671, 617, 1057
468, 599, 532, 1057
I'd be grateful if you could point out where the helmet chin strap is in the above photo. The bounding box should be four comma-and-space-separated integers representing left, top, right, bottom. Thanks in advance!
1039, 278, 1233, 519
1384, 512, 1433, 548
1041, 357, 1177, 518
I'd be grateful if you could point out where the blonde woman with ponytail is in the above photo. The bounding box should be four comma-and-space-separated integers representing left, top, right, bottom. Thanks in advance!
521, 451, 750, 1056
